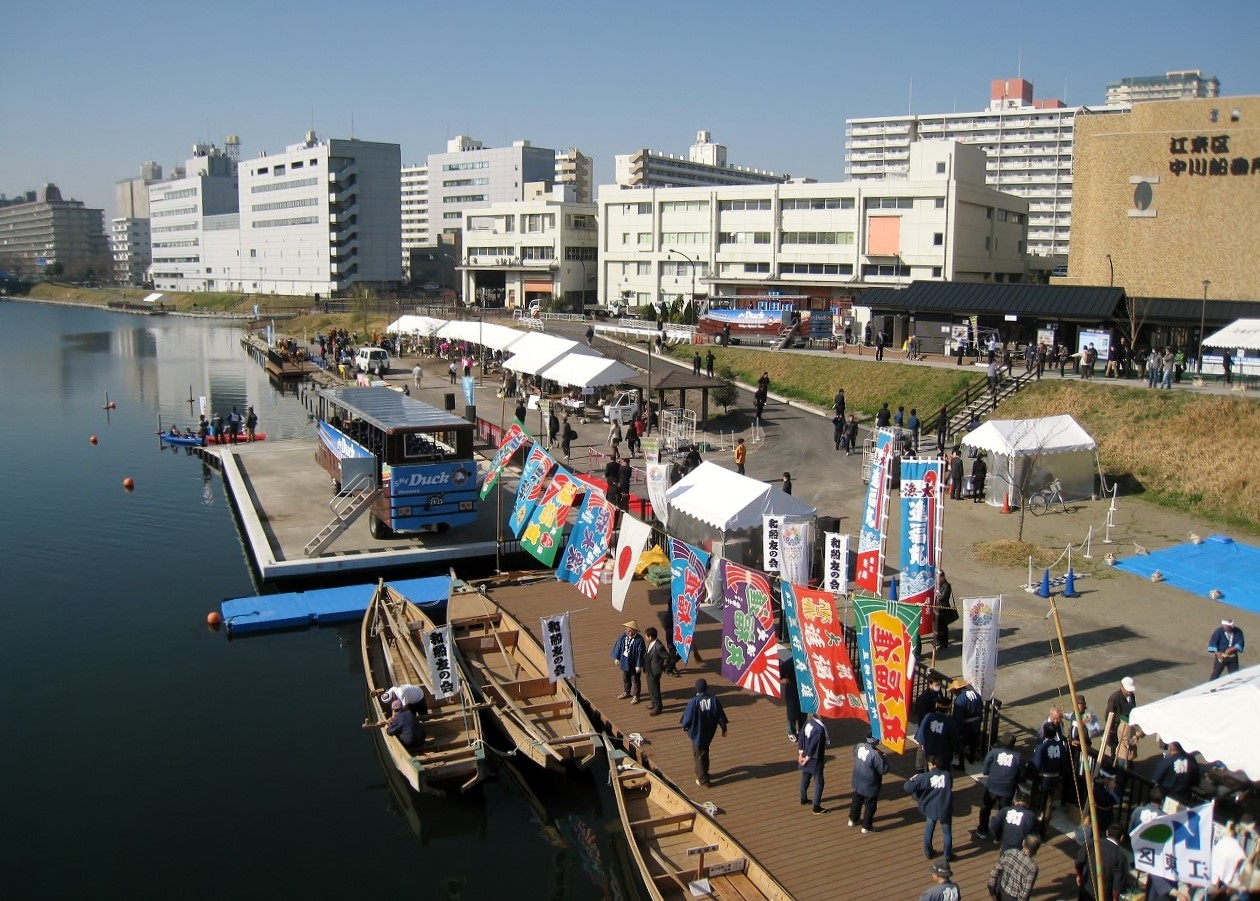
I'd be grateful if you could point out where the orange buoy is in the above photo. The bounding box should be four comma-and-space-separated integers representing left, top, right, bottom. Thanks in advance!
90, 435, 98, 445
103, 402, 117, 410
206, 610, 224, 627
122, 477, 135, 491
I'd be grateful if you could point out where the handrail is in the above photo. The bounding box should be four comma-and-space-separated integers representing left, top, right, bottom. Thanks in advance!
330, 471, 376, 515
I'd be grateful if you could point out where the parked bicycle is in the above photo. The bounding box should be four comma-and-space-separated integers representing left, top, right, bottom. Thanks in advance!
1028, 479, 1075, 516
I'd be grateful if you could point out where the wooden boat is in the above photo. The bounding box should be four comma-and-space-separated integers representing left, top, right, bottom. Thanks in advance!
361, 581, 487, 794
605, 737, 793, 901
159, 432, 266, 446
447, 589, 598, 772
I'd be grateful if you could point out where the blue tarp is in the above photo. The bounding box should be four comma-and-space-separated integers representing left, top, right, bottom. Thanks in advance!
1114, 535, 1260, 614
221, 575, 451, 635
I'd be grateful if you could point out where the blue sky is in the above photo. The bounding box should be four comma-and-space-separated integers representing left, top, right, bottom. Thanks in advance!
3, 0, 1258, 217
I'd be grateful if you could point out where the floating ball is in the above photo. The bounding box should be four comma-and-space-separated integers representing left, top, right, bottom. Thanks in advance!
122, 477, 135, 491
90, 435, 98, 445
206, 611, 223, 627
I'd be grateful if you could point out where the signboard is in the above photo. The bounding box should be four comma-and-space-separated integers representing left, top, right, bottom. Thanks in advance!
1077, 328, 1111, 359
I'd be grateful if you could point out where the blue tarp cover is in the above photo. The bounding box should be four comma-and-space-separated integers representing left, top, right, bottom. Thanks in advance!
221, 575, 451, 634
1114, 535, 1260, 614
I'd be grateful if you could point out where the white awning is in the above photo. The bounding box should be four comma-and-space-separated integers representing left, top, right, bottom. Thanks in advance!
433, 319, 531, 352
1203, 319, 1260, 351
502, 333, 599, 376
1130, 664, 1260, 779
386, 314, 447, 335
666, 462, 817, 533
142, 292, 165, 304
538, 355, 637, 389
960, 414, 1096, 457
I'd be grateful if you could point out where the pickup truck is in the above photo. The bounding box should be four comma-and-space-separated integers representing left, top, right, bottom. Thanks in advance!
602, 389, 640, 425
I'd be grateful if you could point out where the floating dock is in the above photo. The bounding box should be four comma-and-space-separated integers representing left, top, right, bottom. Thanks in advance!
221, 575, 452, 635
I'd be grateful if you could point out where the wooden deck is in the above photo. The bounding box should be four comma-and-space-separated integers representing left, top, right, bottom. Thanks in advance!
489, 577, 1081, 901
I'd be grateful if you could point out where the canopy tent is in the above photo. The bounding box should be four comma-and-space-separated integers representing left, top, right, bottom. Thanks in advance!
434, 320, 530, 352
1130, 664, 1260, 780
960, 414, 1097, 507
665, 462, 817, 567
538, 355, 636, 390
1203, 318, 1260, 351
386, 314, 447, 335
501, 333, 599, 376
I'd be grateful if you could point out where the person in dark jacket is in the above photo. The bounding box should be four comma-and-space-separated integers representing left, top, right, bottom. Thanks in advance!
610, 620, 646, 703
1030, 722, 1067, 831
971, 452, 988, 503
844, 414, 859, 455
849, 733, 889, 832
548, 409, 561, 449
780, 660, 807, 742
905, 756, 954, 860
1207, 618, 1245, 680
1151, 741, 1201, 803
642, 627, 671, 715
782, 472, 793, 495
680, 678, 727, 787
876, 402, 891, 428
934, 572, 956, 649
948, 451, 965, 500
797, 712, 829, 814
915, 697, 960, 775
1074, 823, 1130, 901
385, 698, 426, 753
604, 452, 622, 508
560, 419, 576, 461
950, 677, 984, 767
913, 675, 946, 727
976, 733, 1024, 838
990, 791, 1039, 852
617, 459, 633, 511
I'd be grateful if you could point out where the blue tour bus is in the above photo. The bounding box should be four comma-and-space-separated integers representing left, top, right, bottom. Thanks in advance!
314, 386, 479, 538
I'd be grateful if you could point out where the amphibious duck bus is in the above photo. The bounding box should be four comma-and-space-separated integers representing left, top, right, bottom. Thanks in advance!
314, 386, 479, 538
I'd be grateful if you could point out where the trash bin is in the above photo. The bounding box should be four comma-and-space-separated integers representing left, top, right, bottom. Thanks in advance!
444, 392, 456, 411
464, 405, 477, 423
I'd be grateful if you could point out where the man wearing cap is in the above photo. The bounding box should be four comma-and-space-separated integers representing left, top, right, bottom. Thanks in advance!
919, 860, 960, 901
913, 675, 946, 729
610, 621, 646, 703
906, 756, 955, 861
1102, 677, 1139, 769
680, 679, 728, 788
1208, 618, 1245, 680
950, 677, 984, 768
975, 733, 1023, 840
380, 683, 428, 715
987, 834, 1041, 901
849, 732, 889, 833
915, 696, 960, 775
797, 711, 829, 814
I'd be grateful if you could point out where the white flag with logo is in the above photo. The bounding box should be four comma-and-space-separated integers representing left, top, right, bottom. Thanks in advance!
645, 462, 670, 527
1131, 801, 1215, 887
610, 515, 652, 612
780, 516, 813, 586
423, 623, 460, 700
539, 613, 575, 683
823, 532, 850, 594
961, 596, 1001, 700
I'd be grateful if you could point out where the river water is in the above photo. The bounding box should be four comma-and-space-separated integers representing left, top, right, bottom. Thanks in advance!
0, 302, 634, 899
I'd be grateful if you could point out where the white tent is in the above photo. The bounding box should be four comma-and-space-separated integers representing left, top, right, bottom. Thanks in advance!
1203, 318, 1260, 351
665, 462, 817, 567
538, 355, 636, 390
433, 320, 530, 352
501, 333, 599, 376
386, 314, 447, 335
960, 414, 1097, 507
1130, 664, 1260, 779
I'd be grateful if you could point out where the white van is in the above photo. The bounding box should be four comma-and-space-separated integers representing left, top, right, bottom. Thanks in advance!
355, 347, 390, 376
602, 389, 639, 424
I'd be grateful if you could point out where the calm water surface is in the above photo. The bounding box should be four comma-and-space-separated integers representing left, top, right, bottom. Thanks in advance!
0, 303, 632, 899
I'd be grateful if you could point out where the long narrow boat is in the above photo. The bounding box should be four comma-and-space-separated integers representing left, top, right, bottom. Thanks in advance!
361, 581, 487, 794
159, 432, 267, 446
605, 738, 793, 901
447, 589, 598, 772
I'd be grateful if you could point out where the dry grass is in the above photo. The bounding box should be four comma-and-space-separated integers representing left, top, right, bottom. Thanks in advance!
999, 381, 1260, 532
972, 539, 1062, 568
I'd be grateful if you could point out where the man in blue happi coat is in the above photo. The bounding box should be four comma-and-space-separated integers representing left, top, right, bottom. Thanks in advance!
849, 733, 889, 832
680, 678, 728, 787
796, 712, 829, 814
905, 756, 955, 861
975, 732, 1023, 839
915, 696, 960, 774
1207, 618, 1245, 680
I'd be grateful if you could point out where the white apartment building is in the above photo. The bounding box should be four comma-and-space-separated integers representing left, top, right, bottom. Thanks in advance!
1105, 69, 1220, 105
400, 163, 429, 263
846, 78, 1128, 260
147, 145, 238, 291
460, 183, 598, 310
555, 148, 592, 203
598, 141, 1027, 310
111, 161, 162, 285
614, 130, 792, 188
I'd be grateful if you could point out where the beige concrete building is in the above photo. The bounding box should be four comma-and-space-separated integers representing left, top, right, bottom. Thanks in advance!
1068, 96, 1260, 301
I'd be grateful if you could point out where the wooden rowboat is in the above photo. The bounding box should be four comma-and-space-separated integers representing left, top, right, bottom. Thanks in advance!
361, 581, 487, 794
447, 589, 598, 772
606, 738, 792, 901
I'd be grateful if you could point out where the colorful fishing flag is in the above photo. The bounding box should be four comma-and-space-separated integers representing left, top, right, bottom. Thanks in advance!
780, 517, 813, 586
645, 462, 670, 526
853, 594, 921, 752
719, 560, 781, 698
898, 459, 944, 636
539, 613, 575, 683
423, 623, 459, 700
961, 596, 1002, 700
556, 486, 616, 599
521, 467, 581, 567
782, 581, 866, 721
510, 443, 556, 538
669, 538, 710, 665
480, 420, 531, 500
610, 515, 652, 612
1131, 801, 1215, 887
822, 532, 850, 594
855, 429, 895, 594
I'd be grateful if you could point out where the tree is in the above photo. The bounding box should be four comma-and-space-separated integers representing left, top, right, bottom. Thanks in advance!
1113, 294, 1151, 372
711, 369, 739, 412
350, 282, 376, 337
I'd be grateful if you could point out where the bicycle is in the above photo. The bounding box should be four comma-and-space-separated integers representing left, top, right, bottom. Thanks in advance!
1028, 479, 1075, 516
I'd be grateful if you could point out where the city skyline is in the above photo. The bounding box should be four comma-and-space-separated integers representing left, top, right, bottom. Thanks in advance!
3, 0, 1258, 219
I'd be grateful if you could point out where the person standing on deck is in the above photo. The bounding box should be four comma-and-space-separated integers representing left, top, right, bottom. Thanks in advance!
610, 620, 645, 703
642, 627, 670, 716
848, 733, 889, 833
245, 406, 258, 442
680, 678, 727, 788
797, 711, 829, 814
1208, 618, 1244, 680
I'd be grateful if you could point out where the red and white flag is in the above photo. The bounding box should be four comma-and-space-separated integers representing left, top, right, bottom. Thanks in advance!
610, 515, 652, 612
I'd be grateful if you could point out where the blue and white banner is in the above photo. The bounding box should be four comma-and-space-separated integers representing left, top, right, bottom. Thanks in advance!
1131, 801, 1215, 887
961, 596, 1001, 700
540, 613, 575, 683
898, 459, 943, 634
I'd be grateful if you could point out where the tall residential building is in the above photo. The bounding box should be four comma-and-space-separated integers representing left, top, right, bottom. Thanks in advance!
401, 163, 429, 255
614, 130, 792, 188
1105, 70, 1220, 105
845, 78, 1129, 259
111, 161, 163, 285
147, 144, 238, 291
0, 185, 107, 279
555, 148, 592, 203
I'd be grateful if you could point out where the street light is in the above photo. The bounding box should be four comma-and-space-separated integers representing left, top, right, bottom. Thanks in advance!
1199, 279, 1211, 373
668, 248, 697, 314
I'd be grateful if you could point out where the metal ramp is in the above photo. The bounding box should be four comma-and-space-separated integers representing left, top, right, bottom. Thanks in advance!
303, 473, 380, 557
773, 321, 800, 351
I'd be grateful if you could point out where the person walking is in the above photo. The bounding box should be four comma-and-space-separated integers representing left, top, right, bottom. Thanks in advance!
617, 458, 632, 512
781, 472, 793, 495
680, 678, 727, 787
1223, 349, 1234, 385
797, 711, 829, 814
990, 791, 1039, 853
848, 733, 889, 833
975, 734, 1023, 840
833, 388, 846, 420
642, 627, 670, 716
933, 571, 956, 649
875, 330, 886, 361
560, 418, 576, 462
448, 359, 457, 384
733, 438, 747, 475
844, 414, 859, 456
935, 404, 948, 456
1030, 721, 1066, 831
919, 861, 960, 901
705, 349, 715, 378
915, 696, 960, 775
245, 406, 258, 442
987, 835, 1041, 901
610, 620, 645, 703
950, 677, 984, 767
548, 409, 561, 449
1074, 823, 1129, 901
607, 418, 622, 449
692, 351, 701, 375
832, 414, 845, 451
908, 407, 921, 453
1208, 618, 1244, 679
1102, 676, 1139, 769
948, 450, 965, 500
412, 362, 422, 389
905, 756, 955, 861
971, 451, 988, 503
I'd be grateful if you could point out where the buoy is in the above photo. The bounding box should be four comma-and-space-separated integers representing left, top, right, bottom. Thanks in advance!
103, 402, 117, 410
1063, 568, 1080, 598
122, 477, 135, 492
89, 435, 98, 445
1037, 568, 1051, 598
206, 610, 223, 627
1001, 492, 1011, 514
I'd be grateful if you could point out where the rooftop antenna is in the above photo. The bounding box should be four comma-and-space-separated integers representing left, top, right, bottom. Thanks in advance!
908, 77, 913, 116
1017, 49, 1022, 80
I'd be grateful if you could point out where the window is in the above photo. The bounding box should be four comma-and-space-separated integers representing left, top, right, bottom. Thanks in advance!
273, 165, 286, 176
986, 207, 994, 219
521, 246, 553, 260
568, 215, 594, 229
718, 231, 771, 245
933, 233, 943, 246
636, 261, 651, 275
718, 199, 773, 211
623, 203, 650, 214
637, 232, 652, 246
782, 262, 853, 275
564, 246, 596, 261
742, 262, 771, 273
865, 197, 913, 209
445, 194, 488, 203
621, 232, 630, 245
931, 266, 942, 278
523, 213, 555, 233
781, 232, 854, 245
660, 232, 705, 245
781, 197, 854, 210
660, 200, 709, 213
442, 161, 490, 171
934, 198, 946, 209
936, 161, 946, 174
861, 263, 909, 277
291, 161, 303, 170
984, 236, 992, 250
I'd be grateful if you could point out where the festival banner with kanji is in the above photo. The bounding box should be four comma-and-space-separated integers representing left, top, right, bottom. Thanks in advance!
763, 514, 782, 572
510, 444, 556, 538
480, 421, 530, 500
556, 486, 616, 599
669, 538, 710, 665
781, 517, 813, 586
898, 459, 944, 635
1131, 801, 1215, 887
610, 515, 652, 612
719, 560, 781, 698
539, 613, 575, 683
962, 596, 1002, 700
521, 468, 581, 567
822, 532, 850, 594
853, 594, 921, 752
645, 462, 670, 526
855, 429, 895, 594
423, 624, 460, 700
782, 581, 867, 721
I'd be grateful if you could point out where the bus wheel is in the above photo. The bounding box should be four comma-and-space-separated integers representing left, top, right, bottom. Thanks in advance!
369, 515, 395, 540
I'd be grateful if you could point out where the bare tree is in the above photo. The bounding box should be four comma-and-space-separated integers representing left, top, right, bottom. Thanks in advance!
1113, 295, 1151, 373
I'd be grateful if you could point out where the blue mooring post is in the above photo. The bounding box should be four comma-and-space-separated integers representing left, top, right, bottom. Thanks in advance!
1063, 568, 1080, 598
1037, 568, 1052, 598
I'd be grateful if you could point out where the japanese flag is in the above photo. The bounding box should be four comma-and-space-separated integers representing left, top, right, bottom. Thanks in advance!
610, 515, 652, 612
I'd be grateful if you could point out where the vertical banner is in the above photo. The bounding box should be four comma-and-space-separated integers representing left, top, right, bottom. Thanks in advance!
782, 581, 867, 721
1131, 801, 1215, 887
540, 613, 575, 683
556, 487, 616, 599
854, 595, 922, 752
719, 561, 782, 698
461, 374, 476, 407
855, 430, 895, 594
480, 421, 530, 500
521, 468, 581, 567
198, 396, 207, 417
645, 462, 670, 525
510, 444, 556, 537
423, 624, 459, 700
898, 460, 944, 636
762, 514, 782, 573
669, 538, 710, 665
822, 532, 850, 594
961, 596, 1002, 700
610, 515, 652, 613
781, 517, 813, 586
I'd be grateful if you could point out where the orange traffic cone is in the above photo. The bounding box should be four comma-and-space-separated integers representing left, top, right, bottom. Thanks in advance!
1001, 492, 1011, 514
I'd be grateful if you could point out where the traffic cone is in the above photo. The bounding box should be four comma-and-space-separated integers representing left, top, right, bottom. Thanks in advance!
1001, 492, 1011, 514
1063, 568, 1080, 598
1037, 568, 1051, 598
